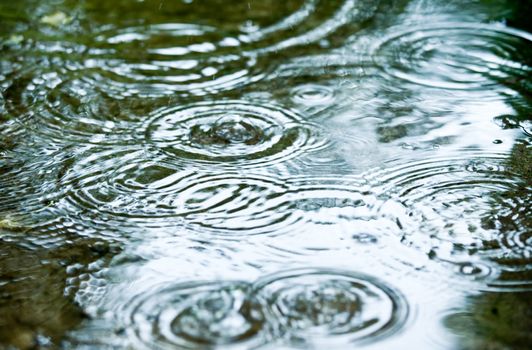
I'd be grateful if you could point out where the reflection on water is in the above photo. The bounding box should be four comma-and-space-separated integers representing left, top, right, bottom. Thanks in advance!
0, 235, 116, 348
374, 23, 532, 91
442, 291, 532, 349
253, 268, 408, 348
0, 0, 531, 349
368, 149, 531, 289
144, 100, 325, 167
122, 281, 268, 349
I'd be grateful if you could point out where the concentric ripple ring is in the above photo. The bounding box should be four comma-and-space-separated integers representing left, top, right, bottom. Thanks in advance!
56, 148, 296, 234
122, 281, 268, 349
373, 23, 532, 90
144, 100, 325, 168
55, 0, 379, 97
368, 151, 531, 290
253, 268, 408, 347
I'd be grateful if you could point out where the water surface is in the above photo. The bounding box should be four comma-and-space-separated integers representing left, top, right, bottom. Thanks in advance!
0, 0, 531, 349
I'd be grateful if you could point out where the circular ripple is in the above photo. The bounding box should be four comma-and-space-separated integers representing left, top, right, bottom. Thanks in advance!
123, 281, 267, 349
253, 268, 408, 347
185, 175, 391, 241
291, 84, 335, 106
145, 101, 325, 168
0, 142, 74, 216
374, 23, 532, 90
170, 174, 385, 239
3, 72, 148, 144
57, 149, 389, 239
178, 174, 293, 236
36, 0, 378, 97
57, 148, 190, 220
369, 151, 532, 290
84, 23, 259, 97
56, 148, 294, 234
455, 261, 496, 281
278, 176, 383, 227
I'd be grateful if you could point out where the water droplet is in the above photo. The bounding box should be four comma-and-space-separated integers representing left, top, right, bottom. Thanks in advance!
292, 84, 335, 106
456, 262, 493, 280
352, 233, 378, 244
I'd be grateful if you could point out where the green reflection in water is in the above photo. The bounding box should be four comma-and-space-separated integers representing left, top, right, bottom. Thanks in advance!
0, 0, 531, 348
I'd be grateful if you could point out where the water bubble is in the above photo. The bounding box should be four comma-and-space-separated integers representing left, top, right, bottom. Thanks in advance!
352, 233, 378, 244
253, 268, 408, 347
455, 261, 496, 281
291, 84, 335, 106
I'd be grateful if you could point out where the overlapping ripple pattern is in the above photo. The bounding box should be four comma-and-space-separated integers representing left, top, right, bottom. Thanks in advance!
32, 0, 379, 98
253, 268, 408, 347
122, 281, 268, 350
4, 73, 146, 144
1, 0, 531, 348
112, 269, 408, 349
368, 151, 531, 289
144, 101, 325, 168
373, 23, 532, 91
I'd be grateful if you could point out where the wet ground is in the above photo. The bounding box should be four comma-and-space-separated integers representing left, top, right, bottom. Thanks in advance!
0, 0, 531, 349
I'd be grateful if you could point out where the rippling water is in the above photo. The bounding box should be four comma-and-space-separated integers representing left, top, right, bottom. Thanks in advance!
1, 0, 531, 349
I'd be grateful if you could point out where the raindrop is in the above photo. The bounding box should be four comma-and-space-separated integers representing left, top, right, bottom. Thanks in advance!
352, 233, 378, 244
291, 84, 335, 106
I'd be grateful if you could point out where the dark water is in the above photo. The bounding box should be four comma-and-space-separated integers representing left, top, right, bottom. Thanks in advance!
0, 0, 531, 349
